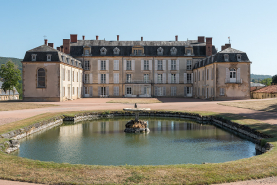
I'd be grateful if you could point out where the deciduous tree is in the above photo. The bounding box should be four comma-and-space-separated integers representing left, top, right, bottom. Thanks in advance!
272, 75, 277, 84
0, 61, 21, 100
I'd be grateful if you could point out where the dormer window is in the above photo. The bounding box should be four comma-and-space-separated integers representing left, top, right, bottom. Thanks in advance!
170, 47, 177, 55
100, 47, 107, 55
187, 49, 191, 56
224, 54, 229, 62
66, 58, 70, 64
71, 60, 74, 66
83, 46, 91, 56
132, 46, 144, 56
157, 47, 163, 56
237, 54, 242, 62
46, 54, 52, 61
113, 47, 120, 55
31, 54, 37, 61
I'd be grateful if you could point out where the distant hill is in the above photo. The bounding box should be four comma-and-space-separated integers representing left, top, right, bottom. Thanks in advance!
0, 56, 22, 71
251, 74, 272, 80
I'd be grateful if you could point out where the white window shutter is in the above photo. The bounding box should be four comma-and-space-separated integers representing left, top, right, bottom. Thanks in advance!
83, 73, 85, 84
163, 60, 166, 70
226, 68, 230, 82
98, 87, 101, 96
98, 60, 101, 70
123, 60, 126, 70
184, 87, 187, 97
176, 60, 179, 70
89, 74, 93, 84
106, 87, 109, 96
184, 73, 187, 84
154, 87, 157, 96
163, 73, 166, 84
149, 60, 152, 70
132, 60, 135, 71
141, 60, 144, 71
141, 86, 144, 94
168, 73, 171, 84
237, 68, 241, 82
176, 73, 179, 83
168, 60, 171, 70
113, 60, 116, 70
206, 69, 208, 81
190, 87, 193, 95
191, 73, 193, 83
89, 87, 93, 97
154, 73, 157, 84
114, 87, 116, 96
98, 74, 100, 84
113, 73, 116, 84
163, 87, 166, 96
106, 60, 109, 71
106, 74, 109, 84
155, 60, 158, 70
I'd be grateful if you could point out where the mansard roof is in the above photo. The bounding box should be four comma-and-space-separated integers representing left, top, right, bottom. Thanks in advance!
70, 45, 217, 57
193, 47, 250, 69
23, 45, 82, 69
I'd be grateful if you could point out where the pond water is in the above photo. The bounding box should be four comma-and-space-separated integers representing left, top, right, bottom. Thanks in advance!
13, 117, 256, 165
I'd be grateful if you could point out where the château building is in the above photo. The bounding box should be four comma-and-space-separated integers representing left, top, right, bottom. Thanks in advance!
22, 34, 251, 101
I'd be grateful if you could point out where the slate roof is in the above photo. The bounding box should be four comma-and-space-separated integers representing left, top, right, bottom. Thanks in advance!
250, 82, 266, 87
23, 45, 82, 69
0, 81, 19, 96
193, 47, 250, 69
70, 45, 217, 57
255, 85, 277, 93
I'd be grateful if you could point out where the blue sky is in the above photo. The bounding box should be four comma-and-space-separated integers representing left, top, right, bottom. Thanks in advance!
0, 0, 276, 75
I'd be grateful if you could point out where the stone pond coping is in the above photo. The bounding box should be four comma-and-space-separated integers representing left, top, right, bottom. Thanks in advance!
0, 111, 273, 154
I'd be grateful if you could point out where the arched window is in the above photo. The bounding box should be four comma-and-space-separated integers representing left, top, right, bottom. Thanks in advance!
37, 68, 46, 88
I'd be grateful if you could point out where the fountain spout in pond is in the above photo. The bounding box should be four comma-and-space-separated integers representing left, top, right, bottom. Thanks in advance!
123, 104, 150, 133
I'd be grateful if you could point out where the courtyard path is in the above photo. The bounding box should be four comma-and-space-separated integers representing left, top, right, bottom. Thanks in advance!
1, 98, 277, 185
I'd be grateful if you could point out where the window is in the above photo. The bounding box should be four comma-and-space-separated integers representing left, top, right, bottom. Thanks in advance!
68, 70, 70, 81
73, 87, 75, 95
171, 74, 176, 83
77, 72, 78, 82
158, 60, 163, 70
100, 47, 107, 55
144, 74, 149, 83
187, 60, 192, 70
171, 87, 177, 96
126, 60, 132, 70
202, 71, 204, 80
170, 47, 177, 55
63, 87, 65, 97
101, 87, 106, 95
220, 88, 225, 95
37, 68, 45, 88
207, 69, 209, 80
72, 71, 75, 82
114, 73, 119, 84
144, 60, 149, 70
230, 68, 236, 83
84, 74, 89, 83
68, 87, 70, 98
84, 61, 90, 70
101, 60, 106, 70
47, 54, 51, 61
157, 47, 163, 56
84, 50, 89, 56
171, 60, 176, 70
113, 47, 120, 55
198, 71, 200, 81
237, 54, 242, 61
187, 86, 192, 94
126, 87, 132, 95
101, 74, 106, 84
63, 68, 65, 81
126, 74, 131, 83
85, 87, 89, 94
155, 87, 165, 96
187, 73, 192, 83
187, 49, 192, 56
32, 54, 37, 61
157, 74, 163, 83
224, 54, 229, 62
67, 58, 70, 64
133, 49, 142, 55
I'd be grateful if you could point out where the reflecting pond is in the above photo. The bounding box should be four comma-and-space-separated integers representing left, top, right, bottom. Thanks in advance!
13, 117, 256, 165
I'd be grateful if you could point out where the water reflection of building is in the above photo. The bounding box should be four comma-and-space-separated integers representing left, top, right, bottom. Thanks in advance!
60, 124, 83, 136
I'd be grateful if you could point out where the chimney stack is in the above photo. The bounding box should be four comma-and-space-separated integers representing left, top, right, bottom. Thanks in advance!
57, 47, 61, 51
48, 43, 54, 48
63, 39, 70, 54
96, 35, 99, 40
221, 45, 226, 51
70, 34, 77, 43
175, 35, 178, 41
141, 37, 143, 41
225, 43, 231, 48
206, 37, 213, 56
44, 39, 48, 45
198, 36, 205, 43
117, 35, 119, 41
82, 35, 85, 40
